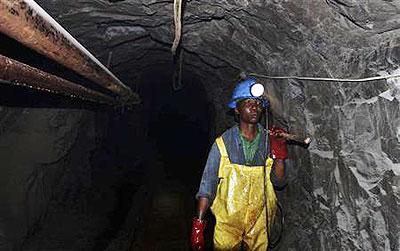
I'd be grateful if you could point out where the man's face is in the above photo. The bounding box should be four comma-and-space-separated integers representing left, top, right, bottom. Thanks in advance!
235, 98, 263, 124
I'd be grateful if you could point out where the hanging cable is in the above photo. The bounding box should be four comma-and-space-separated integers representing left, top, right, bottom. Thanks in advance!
171, 0, 184, 90
171, 0, 182, 55
248, 72, 400, 82
173, 49, 184, 91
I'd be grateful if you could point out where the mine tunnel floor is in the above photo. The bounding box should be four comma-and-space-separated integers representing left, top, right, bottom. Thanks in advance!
130, 176, 194, 250
26, 168, 200, 251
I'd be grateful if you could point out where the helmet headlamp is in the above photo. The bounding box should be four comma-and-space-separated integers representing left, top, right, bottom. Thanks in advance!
250, 83, 264, 97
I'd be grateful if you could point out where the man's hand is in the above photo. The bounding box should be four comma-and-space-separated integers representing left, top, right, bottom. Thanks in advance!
191, 217, 206, 250
269, 125, 288, 160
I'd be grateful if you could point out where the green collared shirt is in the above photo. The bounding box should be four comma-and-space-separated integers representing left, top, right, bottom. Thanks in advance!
239, 128, 261, 165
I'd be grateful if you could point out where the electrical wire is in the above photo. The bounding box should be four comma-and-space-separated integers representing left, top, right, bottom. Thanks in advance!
248, 72, 400, 82
263, 118, 270, 250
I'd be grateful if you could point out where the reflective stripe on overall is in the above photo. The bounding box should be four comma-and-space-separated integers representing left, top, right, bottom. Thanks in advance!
210, 136, 277, 250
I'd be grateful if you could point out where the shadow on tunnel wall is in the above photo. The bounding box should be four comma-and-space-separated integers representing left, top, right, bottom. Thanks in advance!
7, 102, 147, 250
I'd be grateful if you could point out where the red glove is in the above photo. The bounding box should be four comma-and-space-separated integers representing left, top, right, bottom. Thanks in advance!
269, 126, 288, 160
191, 217, 206, 250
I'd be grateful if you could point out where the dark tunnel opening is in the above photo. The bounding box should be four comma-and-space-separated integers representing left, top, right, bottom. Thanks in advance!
89, 108, 146, 250
140, 66, 214, 194
88, 66, 217, 249
85, 67, 216, 250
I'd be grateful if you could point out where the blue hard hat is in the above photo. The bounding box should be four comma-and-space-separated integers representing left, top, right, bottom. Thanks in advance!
228, 77, 269, 108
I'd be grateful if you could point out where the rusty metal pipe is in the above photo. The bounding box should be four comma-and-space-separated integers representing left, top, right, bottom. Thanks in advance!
0, 54, 118, 105
0, 0, 139, 103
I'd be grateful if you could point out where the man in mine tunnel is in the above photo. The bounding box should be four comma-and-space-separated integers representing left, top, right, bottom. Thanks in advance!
191, 77, 288, 250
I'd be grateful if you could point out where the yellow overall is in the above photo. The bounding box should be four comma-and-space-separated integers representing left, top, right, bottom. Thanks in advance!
210, 137, 277, 250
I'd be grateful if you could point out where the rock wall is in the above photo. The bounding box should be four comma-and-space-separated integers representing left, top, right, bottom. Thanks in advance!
0, 106, 94, 249
0, 104, 149, 250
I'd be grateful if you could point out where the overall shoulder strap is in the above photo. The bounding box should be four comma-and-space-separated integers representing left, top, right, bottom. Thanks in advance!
215, 136, 228, 157
265, 157, 274, 172
215, 136, 230, 178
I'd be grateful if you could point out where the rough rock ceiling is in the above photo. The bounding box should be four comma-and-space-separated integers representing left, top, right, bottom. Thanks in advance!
34, 0, 400, 75
35, 0, 400, 124
33, 0, 400, 250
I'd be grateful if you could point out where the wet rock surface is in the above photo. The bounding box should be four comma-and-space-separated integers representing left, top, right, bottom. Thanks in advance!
0, 0, 399, 250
